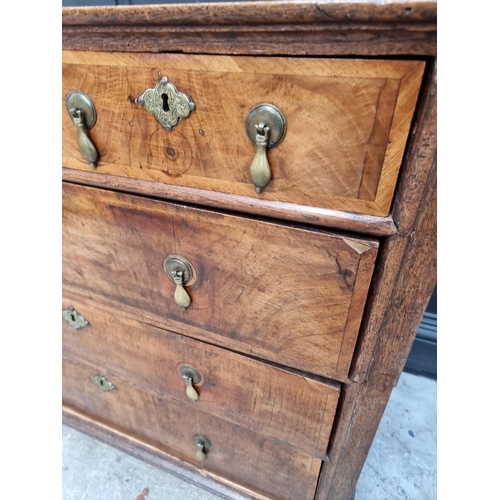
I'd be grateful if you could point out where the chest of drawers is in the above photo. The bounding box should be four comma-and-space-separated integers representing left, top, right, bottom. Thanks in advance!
62, 2, 437, 499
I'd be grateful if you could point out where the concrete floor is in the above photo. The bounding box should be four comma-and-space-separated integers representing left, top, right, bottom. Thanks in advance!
62, 372, 436, 500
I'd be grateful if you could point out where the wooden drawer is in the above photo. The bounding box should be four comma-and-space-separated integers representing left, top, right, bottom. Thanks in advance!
63, 355, 325, 500
62, 297, 339, 459
62, 183, 378, 380
62, 51, 424, 217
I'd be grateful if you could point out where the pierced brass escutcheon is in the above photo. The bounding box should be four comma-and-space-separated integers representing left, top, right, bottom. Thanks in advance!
178, 365, 202, 402
62, 306, 89, 330
246, 103, 287, 194
193, 434, 211, 461
66, 90, 99, 168
164, 257, 194, 310
90, 374, 115, 392
139, 76, 195, 132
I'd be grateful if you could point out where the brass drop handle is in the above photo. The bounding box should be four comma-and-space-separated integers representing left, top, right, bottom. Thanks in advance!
196, 442, 206, 461
66, 90, 99, 168
173, 270, 191, 309
245, 103, 287, 195
183, 374, 199, 401
178, 365, 202, 402
165, 257, 194, 310
249, 123, 271, 194
193, 434, 211, 462
70, 108, 99, 168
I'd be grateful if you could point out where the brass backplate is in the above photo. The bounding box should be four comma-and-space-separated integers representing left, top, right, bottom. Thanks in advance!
178, 364, 203, 385
66, 90, 97, 128
245, 103, 287, 148
164, 257, 193, 284
193, 434, 211, 450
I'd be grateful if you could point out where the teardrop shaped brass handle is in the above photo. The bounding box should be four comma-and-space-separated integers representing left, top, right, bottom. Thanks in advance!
72, 109, 99, 168
164, 257, 194, 310
66, 90, 99, 168
184, 375, 199, 401
196, 444, 206, 461
178, 365, 202, 402
193, 435, 211, 462
250, 123, 271, 194
245, 104, 286, 195
173, 271, 191, 309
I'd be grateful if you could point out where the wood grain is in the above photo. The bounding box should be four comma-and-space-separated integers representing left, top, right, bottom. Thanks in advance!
315, 63, 437, 500
63, 356, 323, 500
62, 169, 398, 236
62, 297, 340, 459
62, 183, 378, 380
64, 406, 265, 500
63, 184, 377, 379
60, 4, 438, 499
62, 2, 437, 57
62, 51, 424, 216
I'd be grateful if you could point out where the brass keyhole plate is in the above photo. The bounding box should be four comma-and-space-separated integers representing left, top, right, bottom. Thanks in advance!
90, 374, 115, 392
245, 103, 287, 148
66, 90, 97, 128
138, 76, 195, 132
62, 306, 89, 330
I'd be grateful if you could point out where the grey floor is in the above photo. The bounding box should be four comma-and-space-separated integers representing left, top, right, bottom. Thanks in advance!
62, 372, 436, 500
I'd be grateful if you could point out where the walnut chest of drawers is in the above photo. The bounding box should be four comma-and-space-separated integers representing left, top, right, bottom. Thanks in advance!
62, 2, 437, 499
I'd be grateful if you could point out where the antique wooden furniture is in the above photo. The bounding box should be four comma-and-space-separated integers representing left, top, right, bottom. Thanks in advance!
62, 2, 437, 499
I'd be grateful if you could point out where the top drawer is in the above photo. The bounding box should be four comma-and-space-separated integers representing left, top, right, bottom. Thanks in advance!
62, 51, 424, 217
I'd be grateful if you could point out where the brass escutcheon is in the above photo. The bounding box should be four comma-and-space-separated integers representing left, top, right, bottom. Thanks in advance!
139, 76, 195, 132
62, 306, 89, 330
90, 374, 115, 392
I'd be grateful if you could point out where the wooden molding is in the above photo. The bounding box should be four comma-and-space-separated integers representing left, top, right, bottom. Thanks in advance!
62, 1, 436, 56
62, 169, 398, 237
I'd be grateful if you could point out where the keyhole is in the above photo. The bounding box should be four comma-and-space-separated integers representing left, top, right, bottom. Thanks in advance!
161, 93, 170, 112
70, 313, 76, 322
100, 379, 104, 386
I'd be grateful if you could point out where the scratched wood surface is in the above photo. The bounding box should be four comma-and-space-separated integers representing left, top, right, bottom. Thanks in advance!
62, 183, 378, 380
64, 407, 270, 500
62, 51, 424, 216
63, 355, 323, 500
62, 2, 437, 57
62, 297, 340, 459
61, 169, 398, 236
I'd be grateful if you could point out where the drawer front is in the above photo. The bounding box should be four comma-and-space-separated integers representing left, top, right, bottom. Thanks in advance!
62, 297, 339, 459
62, 51, 424, 216
62, 183, 378, 380
63, 355, 323, 500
